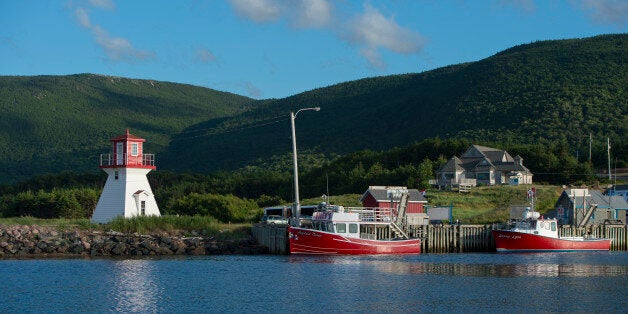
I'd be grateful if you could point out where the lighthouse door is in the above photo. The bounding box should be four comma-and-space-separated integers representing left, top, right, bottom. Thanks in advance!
116, 142, 124, 165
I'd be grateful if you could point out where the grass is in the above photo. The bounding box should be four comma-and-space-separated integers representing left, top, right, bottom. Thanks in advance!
0, 215, 251, 240
426, 185, 563, 224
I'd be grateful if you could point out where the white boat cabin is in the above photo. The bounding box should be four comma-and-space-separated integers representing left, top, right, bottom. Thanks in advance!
309, 205, 395, 239
511, 210, 558, 238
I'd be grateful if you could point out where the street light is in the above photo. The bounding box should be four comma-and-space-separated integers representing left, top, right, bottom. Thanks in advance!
290, 106, 320, 226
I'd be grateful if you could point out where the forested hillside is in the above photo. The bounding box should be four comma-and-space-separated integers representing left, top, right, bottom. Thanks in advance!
161, 34, 626, 173
0, 74, 255, 182
0, 34, 625, 185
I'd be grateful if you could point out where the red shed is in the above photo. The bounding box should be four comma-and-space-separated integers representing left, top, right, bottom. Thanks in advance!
359, 186, 427, 214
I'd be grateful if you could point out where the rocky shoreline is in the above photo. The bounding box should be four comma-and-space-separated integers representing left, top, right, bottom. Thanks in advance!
0, 225, 269, 258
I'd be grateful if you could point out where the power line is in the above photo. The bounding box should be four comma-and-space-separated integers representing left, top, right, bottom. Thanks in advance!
170, 115, 290, 142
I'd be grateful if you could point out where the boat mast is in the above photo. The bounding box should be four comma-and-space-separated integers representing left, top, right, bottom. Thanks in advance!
527, 187, 536, 212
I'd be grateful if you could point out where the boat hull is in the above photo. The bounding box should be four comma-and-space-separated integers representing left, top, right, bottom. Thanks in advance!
288, 226, 420, 255
492, 230, 611, 252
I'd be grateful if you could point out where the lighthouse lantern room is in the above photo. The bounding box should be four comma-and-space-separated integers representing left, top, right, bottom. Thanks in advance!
92, 129, 160, 223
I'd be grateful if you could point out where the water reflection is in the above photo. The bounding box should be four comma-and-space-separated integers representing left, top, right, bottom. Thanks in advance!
374, 262, 628, 277
111, 259, 162, 312
287, 255, 628, 278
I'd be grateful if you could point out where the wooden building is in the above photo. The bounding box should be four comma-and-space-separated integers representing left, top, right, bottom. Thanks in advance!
359, 186, 427, 213
546, 188, 628, 226
435, 145, 533, 188
359, 186, 429, 225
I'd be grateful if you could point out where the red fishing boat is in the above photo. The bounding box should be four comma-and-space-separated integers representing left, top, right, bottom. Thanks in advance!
492, 188, 611, 252
288, 205, 421, 255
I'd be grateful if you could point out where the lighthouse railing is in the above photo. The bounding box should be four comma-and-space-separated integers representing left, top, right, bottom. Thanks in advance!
100, 153, 155, 167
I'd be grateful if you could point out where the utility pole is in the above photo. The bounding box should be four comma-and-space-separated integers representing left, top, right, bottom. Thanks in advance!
607, 138, 611, 181
589, 133, 592, 162
289, 107, 320, 226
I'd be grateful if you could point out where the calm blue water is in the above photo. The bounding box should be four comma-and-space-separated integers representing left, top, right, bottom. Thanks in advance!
1, 252, 627, 313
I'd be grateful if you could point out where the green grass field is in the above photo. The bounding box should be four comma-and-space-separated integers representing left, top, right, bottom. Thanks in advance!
426, 185, 563, 223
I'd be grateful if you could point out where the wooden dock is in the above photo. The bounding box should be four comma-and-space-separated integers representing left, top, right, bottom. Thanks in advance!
251, 224, 628, 254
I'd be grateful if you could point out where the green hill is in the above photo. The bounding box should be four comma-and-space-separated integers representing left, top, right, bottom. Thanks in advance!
0, 34, 626, 184
161, 34, 626, 173
0, 74, 255, 182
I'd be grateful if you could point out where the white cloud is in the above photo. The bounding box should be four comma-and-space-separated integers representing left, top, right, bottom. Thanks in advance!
226, 1, 425, 69
228, 0, 282, 23
342, 4, 425, 68
291, 0, 333, 28
195, 47, 217, 63
75, 7, 91, 28
576, 0, 628, 26
88, 0, 115, 10
229, 0, 333, 27
72, 1, 154, 63
92, 26, 154, 62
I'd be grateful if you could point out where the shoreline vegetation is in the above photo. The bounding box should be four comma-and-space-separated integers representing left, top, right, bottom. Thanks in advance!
0, 185, 570, 258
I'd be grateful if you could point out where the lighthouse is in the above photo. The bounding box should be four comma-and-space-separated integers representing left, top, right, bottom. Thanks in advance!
92, 129, 160, 223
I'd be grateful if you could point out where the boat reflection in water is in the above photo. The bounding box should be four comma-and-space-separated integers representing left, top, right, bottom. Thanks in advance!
373, 261, 628, 278
288, 254, 628, 278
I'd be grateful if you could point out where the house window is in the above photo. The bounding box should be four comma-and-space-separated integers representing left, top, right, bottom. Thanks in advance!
131, 143, 138, 156
114, 170, 119, 180
141, 201, 146, 215
477, 173, 489, 180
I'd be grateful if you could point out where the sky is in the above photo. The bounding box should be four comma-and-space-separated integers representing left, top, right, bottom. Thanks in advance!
1, 1, 626, 99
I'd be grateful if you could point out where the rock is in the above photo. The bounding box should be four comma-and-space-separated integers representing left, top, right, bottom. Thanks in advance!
0, 225, 267, 257
111, 243, 127, 255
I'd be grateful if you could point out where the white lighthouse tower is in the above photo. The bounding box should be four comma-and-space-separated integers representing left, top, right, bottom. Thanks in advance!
92, 129, 161, 223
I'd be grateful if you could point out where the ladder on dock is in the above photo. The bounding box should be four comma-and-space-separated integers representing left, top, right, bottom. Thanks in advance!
395, 193, 408, 226
392, 193, 409, 239
579, 204, 597, 227
390, 221, 409, 239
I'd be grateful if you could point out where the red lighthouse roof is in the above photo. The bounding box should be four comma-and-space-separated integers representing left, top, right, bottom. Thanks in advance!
110, 129, 146, 142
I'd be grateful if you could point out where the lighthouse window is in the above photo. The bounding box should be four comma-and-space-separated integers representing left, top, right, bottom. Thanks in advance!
141, 201, 146, 215
131, 143, 139, 156
114, 170, 119, 180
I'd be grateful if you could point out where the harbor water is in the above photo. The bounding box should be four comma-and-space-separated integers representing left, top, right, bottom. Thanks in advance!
1, 252, 627, 313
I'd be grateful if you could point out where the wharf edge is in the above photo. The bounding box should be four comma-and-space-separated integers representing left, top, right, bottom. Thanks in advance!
252, 224, 628, 254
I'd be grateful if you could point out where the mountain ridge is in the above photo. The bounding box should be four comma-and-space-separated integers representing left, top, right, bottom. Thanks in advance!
0, 34, 626, 183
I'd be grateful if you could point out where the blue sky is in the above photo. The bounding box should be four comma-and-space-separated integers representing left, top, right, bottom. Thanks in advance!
1, 0, 626, 99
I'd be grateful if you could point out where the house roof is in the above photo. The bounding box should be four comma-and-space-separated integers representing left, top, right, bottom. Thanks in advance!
438, 144, 531, 174
359, 186, 427, 203
560, 189, 628, 210
438, 156, 464, 172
